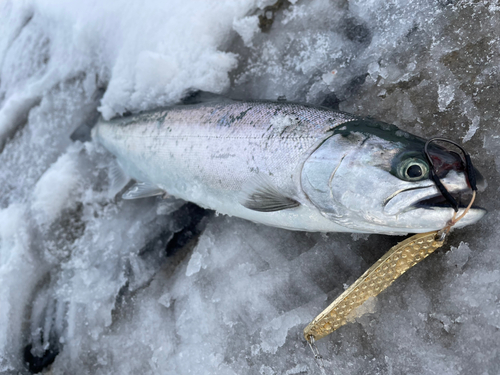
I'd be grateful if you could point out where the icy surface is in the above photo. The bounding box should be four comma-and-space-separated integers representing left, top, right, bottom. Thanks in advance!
0, 0, 499, 374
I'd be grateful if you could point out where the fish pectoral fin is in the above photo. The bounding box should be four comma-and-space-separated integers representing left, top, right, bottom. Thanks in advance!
122, 182, 166, 200
240, 175, 300, 212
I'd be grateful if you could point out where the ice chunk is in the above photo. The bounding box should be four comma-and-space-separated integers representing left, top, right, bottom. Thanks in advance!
186, 250, 205, 276
438, 84, 455, 111
32, 145, 82, 224
260, 311, 302, 354
462, 116, 480, 143
444, 242, 471, 271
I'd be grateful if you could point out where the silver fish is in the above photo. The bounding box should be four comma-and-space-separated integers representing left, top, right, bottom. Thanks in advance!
93, 96, 486, 234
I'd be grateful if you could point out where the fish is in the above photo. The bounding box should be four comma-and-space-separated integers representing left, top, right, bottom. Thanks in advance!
92, 94, 486, 234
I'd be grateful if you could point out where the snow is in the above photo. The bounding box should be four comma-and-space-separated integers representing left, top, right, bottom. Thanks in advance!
233, 15, 261, 47
1, 0, 499, 374
32, 149, 82, 224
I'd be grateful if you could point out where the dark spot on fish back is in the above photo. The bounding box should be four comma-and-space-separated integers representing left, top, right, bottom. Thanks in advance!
217, 114, 231, 127
235, 107, 252, 121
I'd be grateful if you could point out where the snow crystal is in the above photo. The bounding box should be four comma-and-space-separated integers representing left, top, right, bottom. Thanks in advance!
233, 15, 261, 47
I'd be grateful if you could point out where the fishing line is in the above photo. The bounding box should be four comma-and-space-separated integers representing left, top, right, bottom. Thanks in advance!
424, 137, 478, 212
306, 336, 328, 375
439, 190, 476, 237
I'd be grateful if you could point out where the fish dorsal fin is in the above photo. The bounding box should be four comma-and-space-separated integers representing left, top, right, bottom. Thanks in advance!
180, 90, 229, 105
122, 181, 166, 200
240, 175, 300, 212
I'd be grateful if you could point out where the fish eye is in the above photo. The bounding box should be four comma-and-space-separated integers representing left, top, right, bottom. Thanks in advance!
397, 158, 429, 181
407, 164, 422, 178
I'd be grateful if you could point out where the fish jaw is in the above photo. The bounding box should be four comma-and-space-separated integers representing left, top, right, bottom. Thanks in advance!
383, 170, 482, 213
383, 186, 487, 228
384, 205, 486, 233
379, 169, 486, 232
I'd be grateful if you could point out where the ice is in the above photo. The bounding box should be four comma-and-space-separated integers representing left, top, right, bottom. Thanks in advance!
185, 248, 206, 276
1, 0, 500, 374
444, 242, 472, 271
463, 116, 480, 143
438, 84, 455, 112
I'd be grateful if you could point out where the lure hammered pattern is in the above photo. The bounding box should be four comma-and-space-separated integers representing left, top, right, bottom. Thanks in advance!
304, 231, 444, 341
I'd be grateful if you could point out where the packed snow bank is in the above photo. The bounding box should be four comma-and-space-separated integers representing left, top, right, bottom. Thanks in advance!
0, 0, 266, 142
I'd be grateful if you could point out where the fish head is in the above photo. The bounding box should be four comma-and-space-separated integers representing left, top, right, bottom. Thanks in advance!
301, 119, 487, 234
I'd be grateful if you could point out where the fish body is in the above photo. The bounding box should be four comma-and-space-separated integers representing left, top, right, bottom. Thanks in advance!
93, 96, 486, 234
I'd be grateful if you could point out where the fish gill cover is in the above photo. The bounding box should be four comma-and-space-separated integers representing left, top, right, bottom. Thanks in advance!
0, 0, 498, 374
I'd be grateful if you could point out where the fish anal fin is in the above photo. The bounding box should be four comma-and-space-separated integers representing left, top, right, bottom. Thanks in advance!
122, 181, 166, 200
109, 161, 130, 196
240, 175, 300, 212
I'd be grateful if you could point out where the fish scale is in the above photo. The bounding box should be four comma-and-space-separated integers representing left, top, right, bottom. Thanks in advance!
96, 100, 354, 194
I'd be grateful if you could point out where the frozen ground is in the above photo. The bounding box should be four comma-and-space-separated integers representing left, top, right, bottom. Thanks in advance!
0, 0, 499, 374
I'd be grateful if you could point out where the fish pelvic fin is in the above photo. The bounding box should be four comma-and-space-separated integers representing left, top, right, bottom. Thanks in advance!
240, 174, 300, 212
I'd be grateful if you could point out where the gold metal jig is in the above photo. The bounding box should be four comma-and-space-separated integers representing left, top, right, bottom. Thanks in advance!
304, 230, 445, 342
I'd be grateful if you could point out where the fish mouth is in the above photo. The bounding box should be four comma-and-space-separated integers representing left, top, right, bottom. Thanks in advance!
410, 190, 487, 230
384, 183, 485, 217
412, 191, 481, 210
384, 169, 487, 218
